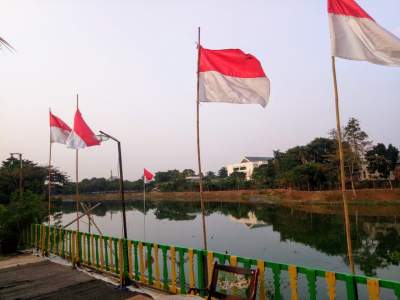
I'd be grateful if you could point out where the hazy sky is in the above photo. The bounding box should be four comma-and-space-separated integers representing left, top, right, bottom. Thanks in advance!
1, 0, 399, 180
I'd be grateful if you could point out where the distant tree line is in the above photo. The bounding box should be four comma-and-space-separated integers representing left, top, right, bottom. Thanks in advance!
58, 118, 399, 194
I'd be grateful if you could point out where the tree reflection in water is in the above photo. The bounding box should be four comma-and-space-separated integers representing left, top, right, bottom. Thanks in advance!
53, 199, 400, 276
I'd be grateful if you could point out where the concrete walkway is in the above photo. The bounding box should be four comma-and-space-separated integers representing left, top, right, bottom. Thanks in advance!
0, 254, 136, 300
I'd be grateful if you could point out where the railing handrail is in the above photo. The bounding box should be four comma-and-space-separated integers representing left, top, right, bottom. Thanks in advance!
21, 224, 400, 300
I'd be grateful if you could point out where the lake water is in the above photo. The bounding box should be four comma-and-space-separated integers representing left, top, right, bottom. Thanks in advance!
53, 199, 400, 294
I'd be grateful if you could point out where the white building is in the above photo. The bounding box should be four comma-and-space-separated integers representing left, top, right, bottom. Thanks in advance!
226, 156, 273, 180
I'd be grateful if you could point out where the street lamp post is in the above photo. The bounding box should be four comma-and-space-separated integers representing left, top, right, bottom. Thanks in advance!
99, 130, 130, 286
10, 153, 23, 199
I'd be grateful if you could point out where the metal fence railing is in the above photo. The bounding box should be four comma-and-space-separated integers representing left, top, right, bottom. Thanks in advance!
21, 224, 400, 300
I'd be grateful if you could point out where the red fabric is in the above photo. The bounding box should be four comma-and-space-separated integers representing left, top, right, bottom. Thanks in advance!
73, 108, 100, 146
144, 168, 154, 181
49, 111, 71, 132
199, 47, 266, 78
328, 0, 373, 20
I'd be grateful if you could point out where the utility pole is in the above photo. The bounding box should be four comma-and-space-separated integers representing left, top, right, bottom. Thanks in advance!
10, 153, 23, 199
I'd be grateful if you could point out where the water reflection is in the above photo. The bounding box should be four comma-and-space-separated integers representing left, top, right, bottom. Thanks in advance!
53, 200, 400, 279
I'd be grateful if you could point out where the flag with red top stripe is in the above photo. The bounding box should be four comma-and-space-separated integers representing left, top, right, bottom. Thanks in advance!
66, 108, 101, 149
328, 0, 400, 66
199, 47, 270, 107
143, 168, 154, 183
49, 111, 72, 144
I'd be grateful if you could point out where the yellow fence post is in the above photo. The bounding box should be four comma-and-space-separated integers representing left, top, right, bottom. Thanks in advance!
288, 265, 298, 300
325, 272, 336, 300
188, 248, 195, 293
207, 251, 214, 286
109, 238, 114, 272
257, 260, 266, 300
99, 236, 104, 270
170, 246, 177, 294
230, 255, 237, 267
154, 243, 160, 289
367, 279, 380, 300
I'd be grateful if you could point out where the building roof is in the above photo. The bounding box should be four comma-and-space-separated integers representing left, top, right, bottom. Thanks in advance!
243, 156, 273, 163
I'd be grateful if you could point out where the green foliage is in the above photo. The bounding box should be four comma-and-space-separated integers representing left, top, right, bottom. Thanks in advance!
0, 157, 68, 204
218, 167, 228, 178
0, 191, 46, 250
366, 143, 399, 180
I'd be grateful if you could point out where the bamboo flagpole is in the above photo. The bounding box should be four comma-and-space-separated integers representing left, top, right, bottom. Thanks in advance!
143, 176, 146, 241
75, 95, 80, 264
196, 27, 208, 251
331, 56, 355, 274
47, 109, 53, 253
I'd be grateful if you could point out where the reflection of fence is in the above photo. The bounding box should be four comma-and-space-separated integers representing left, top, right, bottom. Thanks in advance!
22, 224, 400, 300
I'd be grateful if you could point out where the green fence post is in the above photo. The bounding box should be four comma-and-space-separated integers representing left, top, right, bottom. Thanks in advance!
78, 232, 83, 262
62, 229, 65, 257
87, 234, 91, 265
197, 250, 205, 297
104, 237, 109, 271
178, 248, 186, 294
146, 243, 154, 285
161, 245, 169, 291
94, 235, 99, 268
271, 263, 281, 300
345, 274, 358, 300
113, 238, 119, 274
133, 241, 139, 280
305, 268, 317, 300
123, 239, 129, 281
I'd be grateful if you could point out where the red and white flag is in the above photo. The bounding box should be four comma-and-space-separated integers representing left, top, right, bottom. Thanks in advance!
328, 0, 400, 66
49, 111, 72, 144
143, 168, 154, 183
66, 108, 101, 149
199, 47, 270, 107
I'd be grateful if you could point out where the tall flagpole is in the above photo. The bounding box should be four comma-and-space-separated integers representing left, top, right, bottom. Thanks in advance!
196, 27, 208, 250
143, 177, 146, 241
75, 94, 80, 264
47, 109, 53, 253
331, 56, 355, 274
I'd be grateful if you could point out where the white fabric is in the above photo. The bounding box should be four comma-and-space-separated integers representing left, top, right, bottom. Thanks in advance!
199, 71, 270, 108
329, 14, 400, 66
50, 127, 70, 144
66, 131, 87, 149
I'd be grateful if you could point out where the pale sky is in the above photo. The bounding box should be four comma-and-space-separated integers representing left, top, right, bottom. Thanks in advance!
1, 0, 399, 180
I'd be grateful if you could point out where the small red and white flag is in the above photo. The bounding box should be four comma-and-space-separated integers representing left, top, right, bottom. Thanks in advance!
328, 0, 400, 66
199, 47, 270, 107
143, 168, 154, 183
66, 108, 101, 149
49, 111, 72, 144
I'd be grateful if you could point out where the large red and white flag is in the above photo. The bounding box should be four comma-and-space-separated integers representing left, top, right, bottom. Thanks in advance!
199, 47, 270, 107
328, 0, 400, 66
66, 108, 101, 149
143, 168, 154, 183
49, 111, 72, 144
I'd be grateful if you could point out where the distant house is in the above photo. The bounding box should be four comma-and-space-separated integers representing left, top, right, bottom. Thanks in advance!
359, 156, 399, 181
395, 159, 400, 180
226, 156, 273, 180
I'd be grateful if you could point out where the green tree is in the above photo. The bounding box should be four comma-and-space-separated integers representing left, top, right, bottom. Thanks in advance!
366, 143, 399, 189
344, 118, 371, 195
218, 167, 228, 178
182, 169, 196, 177
0, 157, 68, 204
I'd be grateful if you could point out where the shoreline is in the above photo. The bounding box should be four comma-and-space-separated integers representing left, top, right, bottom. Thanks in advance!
56, 188, 400, 204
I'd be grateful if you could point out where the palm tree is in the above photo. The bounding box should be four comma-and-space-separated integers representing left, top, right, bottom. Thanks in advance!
0, 36, 15, 52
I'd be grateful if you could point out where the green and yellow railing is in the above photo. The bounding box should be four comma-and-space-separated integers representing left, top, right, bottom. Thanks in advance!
21, 224, 400, 300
